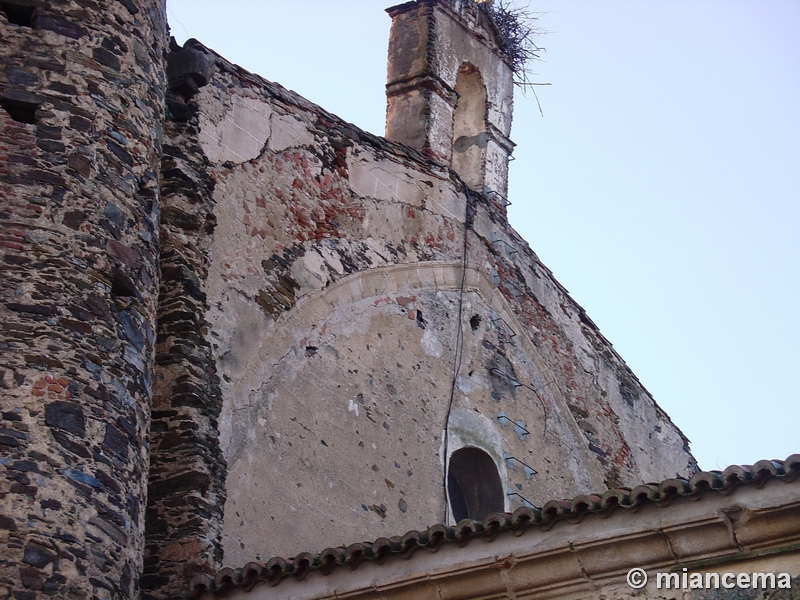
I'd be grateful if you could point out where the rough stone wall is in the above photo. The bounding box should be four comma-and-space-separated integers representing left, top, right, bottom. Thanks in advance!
141, 44, 228, 600
159, 39, 695, 568
0, 1, 166, 598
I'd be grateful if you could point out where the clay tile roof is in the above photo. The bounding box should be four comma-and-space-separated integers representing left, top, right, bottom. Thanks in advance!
189, 453, 800, 598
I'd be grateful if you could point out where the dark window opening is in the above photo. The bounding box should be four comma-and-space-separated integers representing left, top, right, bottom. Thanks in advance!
447, 447, 504, 523
469, 314, 481, 331
1, 2, 36, 27
1, 97, 38, 124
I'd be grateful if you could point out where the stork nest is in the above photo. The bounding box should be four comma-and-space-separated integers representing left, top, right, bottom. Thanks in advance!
485, 0, 545, 89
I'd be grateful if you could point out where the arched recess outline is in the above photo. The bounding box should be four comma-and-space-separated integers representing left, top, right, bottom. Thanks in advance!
451, 63, 488, 190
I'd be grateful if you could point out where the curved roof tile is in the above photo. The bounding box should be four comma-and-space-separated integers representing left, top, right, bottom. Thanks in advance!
189, 453, 800, 598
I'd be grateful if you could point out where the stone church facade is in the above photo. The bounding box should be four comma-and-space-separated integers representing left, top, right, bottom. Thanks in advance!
7, 1, 783, 599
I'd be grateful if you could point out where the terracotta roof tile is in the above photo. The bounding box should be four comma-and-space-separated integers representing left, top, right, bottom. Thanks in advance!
189, 453, 800, 598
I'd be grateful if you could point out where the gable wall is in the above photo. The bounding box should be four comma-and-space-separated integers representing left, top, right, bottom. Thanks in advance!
150, 41, 695, 570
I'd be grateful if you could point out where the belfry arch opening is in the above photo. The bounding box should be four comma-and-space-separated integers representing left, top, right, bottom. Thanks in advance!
451, 63, 488, 190
447, 446, 504, 523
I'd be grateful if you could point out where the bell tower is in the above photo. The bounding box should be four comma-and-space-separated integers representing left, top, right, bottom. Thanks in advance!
385, 0, 515, 198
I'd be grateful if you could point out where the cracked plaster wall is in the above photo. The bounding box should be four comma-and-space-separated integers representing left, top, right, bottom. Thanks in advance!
156, 37, 695, 570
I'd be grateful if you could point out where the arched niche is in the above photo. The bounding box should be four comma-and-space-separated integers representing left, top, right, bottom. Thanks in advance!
451, 63, 488, 190
447, 446, 504, 523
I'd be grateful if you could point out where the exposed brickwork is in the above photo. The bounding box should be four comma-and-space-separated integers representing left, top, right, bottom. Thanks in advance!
0, 1, 166, 597
471, 204, 685, 488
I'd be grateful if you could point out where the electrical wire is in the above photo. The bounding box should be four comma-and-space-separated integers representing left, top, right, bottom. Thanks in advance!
441, 181, 472, 524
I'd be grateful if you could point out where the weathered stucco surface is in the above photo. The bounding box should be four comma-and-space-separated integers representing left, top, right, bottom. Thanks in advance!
1, 1, 703, 597
151, 32, 696, 566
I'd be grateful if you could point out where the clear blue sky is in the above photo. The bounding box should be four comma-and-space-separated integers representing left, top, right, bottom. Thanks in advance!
166, 0, 800, 472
